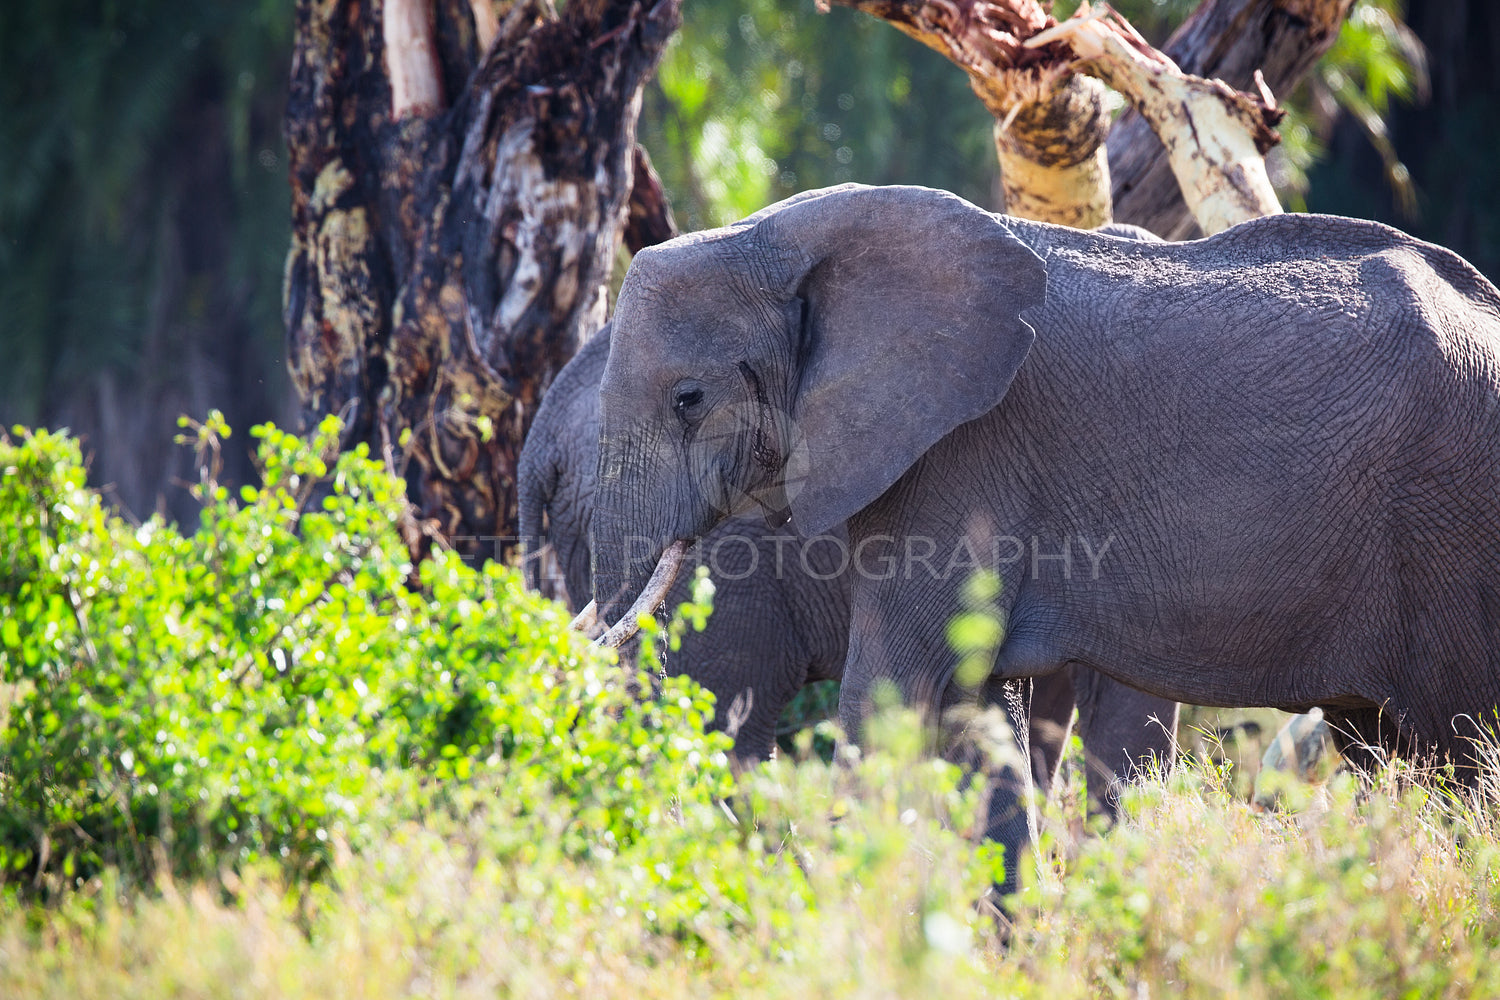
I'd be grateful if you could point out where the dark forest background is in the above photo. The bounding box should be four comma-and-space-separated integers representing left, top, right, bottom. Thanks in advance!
2, 0, 1496, 522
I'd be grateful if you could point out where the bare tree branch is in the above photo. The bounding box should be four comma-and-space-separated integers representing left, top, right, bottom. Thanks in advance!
384, 0, 445, 117
828, 0, 1346, 235
1107, 0, 1357, 237
469, 0, 500, 53
1031, 3, 1284, 232
825, 0, 1284, 232
827, 0, 1113, 227
992, 77, 1113, 228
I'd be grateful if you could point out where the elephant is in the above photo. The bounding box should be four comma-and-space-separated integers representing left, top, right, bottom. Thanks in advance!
517, 323, 1178, 814
586, 183, 1500, 896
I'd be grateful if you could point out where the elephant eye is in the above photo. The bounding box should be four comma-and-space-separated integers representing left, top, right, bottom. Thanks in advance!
673, 385, 705, 419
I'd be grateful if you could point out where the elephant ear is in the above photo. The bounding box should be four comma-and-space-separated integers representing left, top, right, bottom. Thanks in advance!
753, 185, 1047, 536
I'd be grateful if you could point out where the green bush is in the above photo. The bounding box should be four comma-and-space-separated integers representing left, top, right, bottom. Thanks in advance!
0, 416, 741, 897
0, 414, 1003, 965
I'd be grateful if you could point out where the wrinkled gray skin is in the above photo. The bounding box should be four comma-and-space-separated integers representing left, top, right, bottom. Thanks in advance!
517, 325, 1177, 813
590, 183, 1500, 896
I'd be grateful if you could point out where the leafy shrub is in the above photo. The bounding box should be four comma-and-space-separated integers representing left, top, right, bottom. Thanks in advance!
0, 416, 737, 897
0, 714, 1010, 1000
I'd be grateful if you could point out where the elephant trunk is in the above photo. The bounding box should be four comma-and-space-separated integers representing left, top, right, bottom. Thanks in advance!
589, 501, 687, 646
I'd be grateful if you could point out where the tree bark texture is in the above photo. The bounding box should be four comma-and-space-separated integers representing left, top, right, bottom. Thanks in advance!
993, 77, 1113, 229
1107, 0, 1357, 238
284, 0, 680, 563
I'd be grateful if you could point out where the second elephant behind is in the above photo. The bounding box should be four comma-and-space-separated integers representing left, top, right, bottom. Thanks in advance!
518, 328, 1178, 814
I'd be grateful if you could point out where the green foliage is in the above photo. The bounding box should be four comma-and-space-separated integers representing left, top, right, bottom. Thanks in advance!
1325, 0, 1423, 114
1301, 0, 1426, 215
7, 421, 1500, 996
0, 721, 1008, 999
0, 416, 1005, 967
948, 570, 1004, 691
6, 738, 1500, 997
0, 418, 738, 899
777, 679, 842, 759
643, 0, 997, 230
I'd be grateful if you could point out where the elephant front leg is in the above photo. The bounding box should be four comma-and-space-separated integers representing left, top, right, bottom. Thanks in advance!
964, 674, 1040, 903
837, 582, 1040, 903
1070, 664, 1179, 822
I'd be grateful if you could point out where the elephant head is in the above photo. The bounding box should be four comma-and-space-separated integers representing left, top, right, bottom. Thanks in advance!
590, 185, 1047, 632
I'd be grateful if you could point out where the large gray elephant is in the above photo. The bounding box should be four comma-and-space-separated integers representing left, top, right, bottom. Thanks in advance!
518, 325, 1178, 812
588, 183, 1500, 894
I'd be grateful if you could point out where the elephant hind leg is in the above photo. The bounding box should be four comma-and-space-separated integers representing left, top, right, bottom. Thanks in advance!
1071, 665, 1179, 822
1321, 705, 1425, 780
1028, 669, 1078, 801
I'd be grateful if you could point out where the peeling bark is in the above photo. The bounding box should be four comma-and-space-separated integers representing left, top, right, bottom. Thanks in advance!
469, 0, 500, 53
285, 0, 680, 563
1031, 3, 1284, 232
384, 0, 445, 117
1107, 0, 1357, 237
830, 0, 1347, 235
284, 2, 394, 451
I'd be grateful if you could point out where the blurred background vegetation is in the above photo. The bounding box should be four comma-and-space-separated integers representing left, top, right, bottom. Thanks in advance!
0, 0, 1495, 520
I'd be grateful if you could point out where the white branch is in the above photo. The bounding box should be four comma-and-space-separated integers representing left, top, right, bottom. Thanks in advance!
470, 0, 500, 53
384, 0, 444, 118
1030, 3, 1283, 232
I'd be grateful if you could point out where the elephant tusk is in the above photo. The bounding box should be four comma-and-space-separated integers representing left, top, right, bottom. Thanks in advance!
569, 600, 599, 632
597, 540, 688, 649
570, 600, 606, 640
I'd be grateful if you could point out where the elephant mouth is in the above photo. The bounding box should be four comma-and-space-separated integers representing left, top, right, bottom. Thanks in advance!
570, 539, 688, 647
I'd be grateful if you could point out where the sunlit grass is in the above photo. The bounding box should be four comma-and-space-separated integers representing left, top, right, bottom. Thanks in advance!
5, 740, 1500, 1000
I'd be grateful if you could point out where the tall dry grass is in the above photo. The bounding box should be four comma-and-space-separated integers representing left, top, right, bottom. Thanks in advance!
5, 728, 1499, 1000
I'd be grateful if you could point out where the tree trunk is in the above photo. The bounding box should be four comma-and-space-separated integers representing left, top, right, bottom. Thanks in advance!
283, 0, 679, 563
